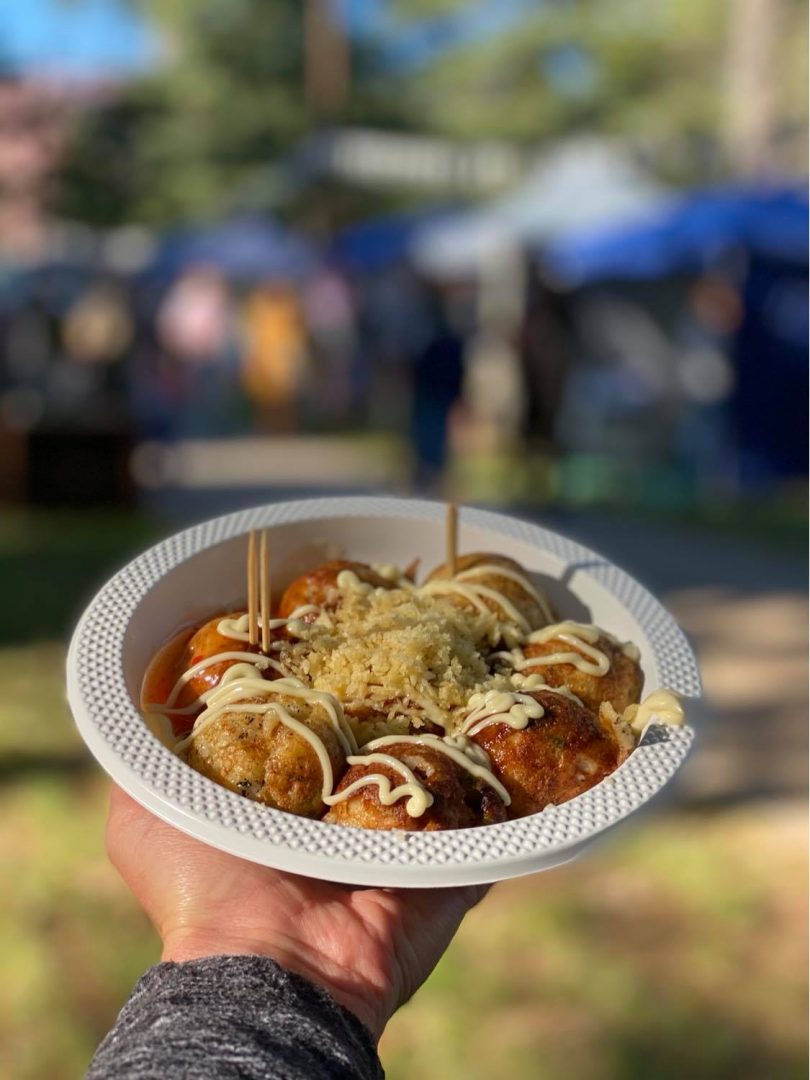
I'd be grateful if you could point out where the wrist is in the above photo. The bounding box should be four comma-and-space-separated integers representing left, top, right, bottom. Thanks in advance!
161, 929, 388, 1040
161, 928, 274, 965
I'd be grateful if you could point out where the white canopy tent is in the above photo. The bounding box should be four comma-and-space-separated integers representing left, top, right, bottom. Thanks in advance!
410, 138, 669, 279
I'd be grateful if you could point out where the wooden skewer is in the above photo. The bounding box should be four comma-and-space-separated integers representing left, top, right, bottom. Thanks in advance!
247, 530, 258, 646
446, 502, 458, 577
259, 529, 271, 653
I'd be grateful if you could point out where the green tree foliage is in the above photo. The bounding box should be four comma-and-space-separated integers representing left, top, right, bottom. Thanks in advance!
59, 0, 303, 223
58, 0, 404, 225
388, 0, 806, 179
391, 0, 726, 140
58, 0, 806, 225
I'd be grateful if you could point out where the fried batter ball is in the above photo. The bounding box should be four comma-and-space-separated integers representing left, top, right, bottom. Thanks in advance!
184, 692, 348, 817
522, 631, 643, 715
278, 560, 395, 620
469, 689, 631, 817
323, 741, 508, 831
175, 613, 268, 706
426, 552, 554, 633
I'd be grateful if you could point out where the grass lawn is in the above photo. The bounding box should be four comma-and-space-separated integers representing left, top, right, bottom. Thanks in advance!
381, 802, 807, 1080
0, 759, 805, 1080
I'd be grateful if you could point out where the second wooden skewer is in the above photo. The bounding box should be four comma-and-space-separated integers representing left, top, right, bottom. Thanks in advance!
247, 530, 258, 647
247, 528, 271, 650
446, 502, 458, 577
259, 529, 271, 653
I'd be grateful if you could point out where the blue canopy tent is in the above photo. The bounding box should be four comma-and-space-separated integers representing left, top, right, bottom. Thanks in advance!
150, 215, 319, 283
545, 184, 808, 284
545, 183, 808, 488
331, 205, 457, 274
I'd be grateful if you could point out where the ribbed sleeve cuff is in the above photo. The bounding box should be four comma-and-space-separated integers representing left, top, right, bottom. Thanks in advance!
86, 954, 383, 1080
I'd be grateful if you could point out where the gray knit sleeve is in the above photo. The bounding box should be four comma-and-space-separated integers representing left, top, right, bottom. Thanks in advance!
86, 955, 384, 1080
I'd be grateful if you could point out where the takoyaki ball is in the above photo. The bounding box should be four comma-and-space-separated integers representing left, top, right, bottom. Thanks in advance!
172, 613, 270, 711
278, 560, 395, 621
184, 692, 347, 817
469, 689, 630, 817
426, 552, 554, 632
522, 632, 643, 715
323, 742, 508, 831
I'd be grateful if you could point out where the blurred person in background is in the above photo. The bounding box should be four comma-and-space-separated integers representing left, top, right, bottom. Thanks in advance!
554, 286, 680, 468
63, 278, 132, 367
0, 279, 54, 425
458, 246, 527, 467
157, 265, 244, 438
410, 282, 464, 491
3, 267, 78, 412
126, 283, 186, 441
732, 247, 809, 490
60, 276, 132, 424
302, 266, 356, 429
672, 272, 741, 497
520, 266, 574, 456
241, 280, 308, 434
0, 265, 137, 505
0, 273, 56, 497
357, 266, 431, 433
462, 328, 526, 456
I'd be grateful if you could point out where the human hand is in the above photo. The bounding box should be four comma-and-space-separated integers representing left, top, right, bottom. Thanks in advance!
105, 785, 488, 1041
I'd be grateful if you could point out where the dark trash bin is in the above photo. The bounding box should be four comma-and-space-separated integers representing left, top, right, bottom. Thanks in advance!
26, 427, 134, 507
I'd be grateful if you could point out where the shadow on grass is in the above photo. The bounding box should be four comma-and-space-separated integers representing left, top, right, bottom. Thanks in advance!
0, 510, 161, 645
0, 752, 93, 781
599, 1010, 807, 1080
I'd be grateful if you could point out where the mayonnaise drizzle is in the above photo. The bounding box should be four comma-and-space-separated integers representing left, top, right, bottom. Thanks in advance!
218, 606, 321, 642
460, 689, 545, 738
144, 659, 273, 719
145, 651, 288, 717
623, 689, 684, 736
174, 677, 359, 800
372, 564, 414, 588
335, 569, 374, 594
145, 605, 328, 721
454, 563, 555, 623
420, 578, 530, 632
336, 567, 413, 598
363, 733, 511, 805
493, 621, 613, 677
510, 672, 584, 704
323, 753, 434, 817
325, 730, 512, 818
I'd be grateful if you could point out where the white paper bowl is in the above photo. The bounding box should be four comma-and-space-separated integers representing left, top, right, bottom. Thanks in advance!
67, 496, 700, 887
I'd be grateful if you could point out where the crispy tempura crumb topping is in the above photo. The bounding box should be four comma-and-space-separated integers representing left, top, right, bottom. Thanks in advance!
284, 586, 514, 744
